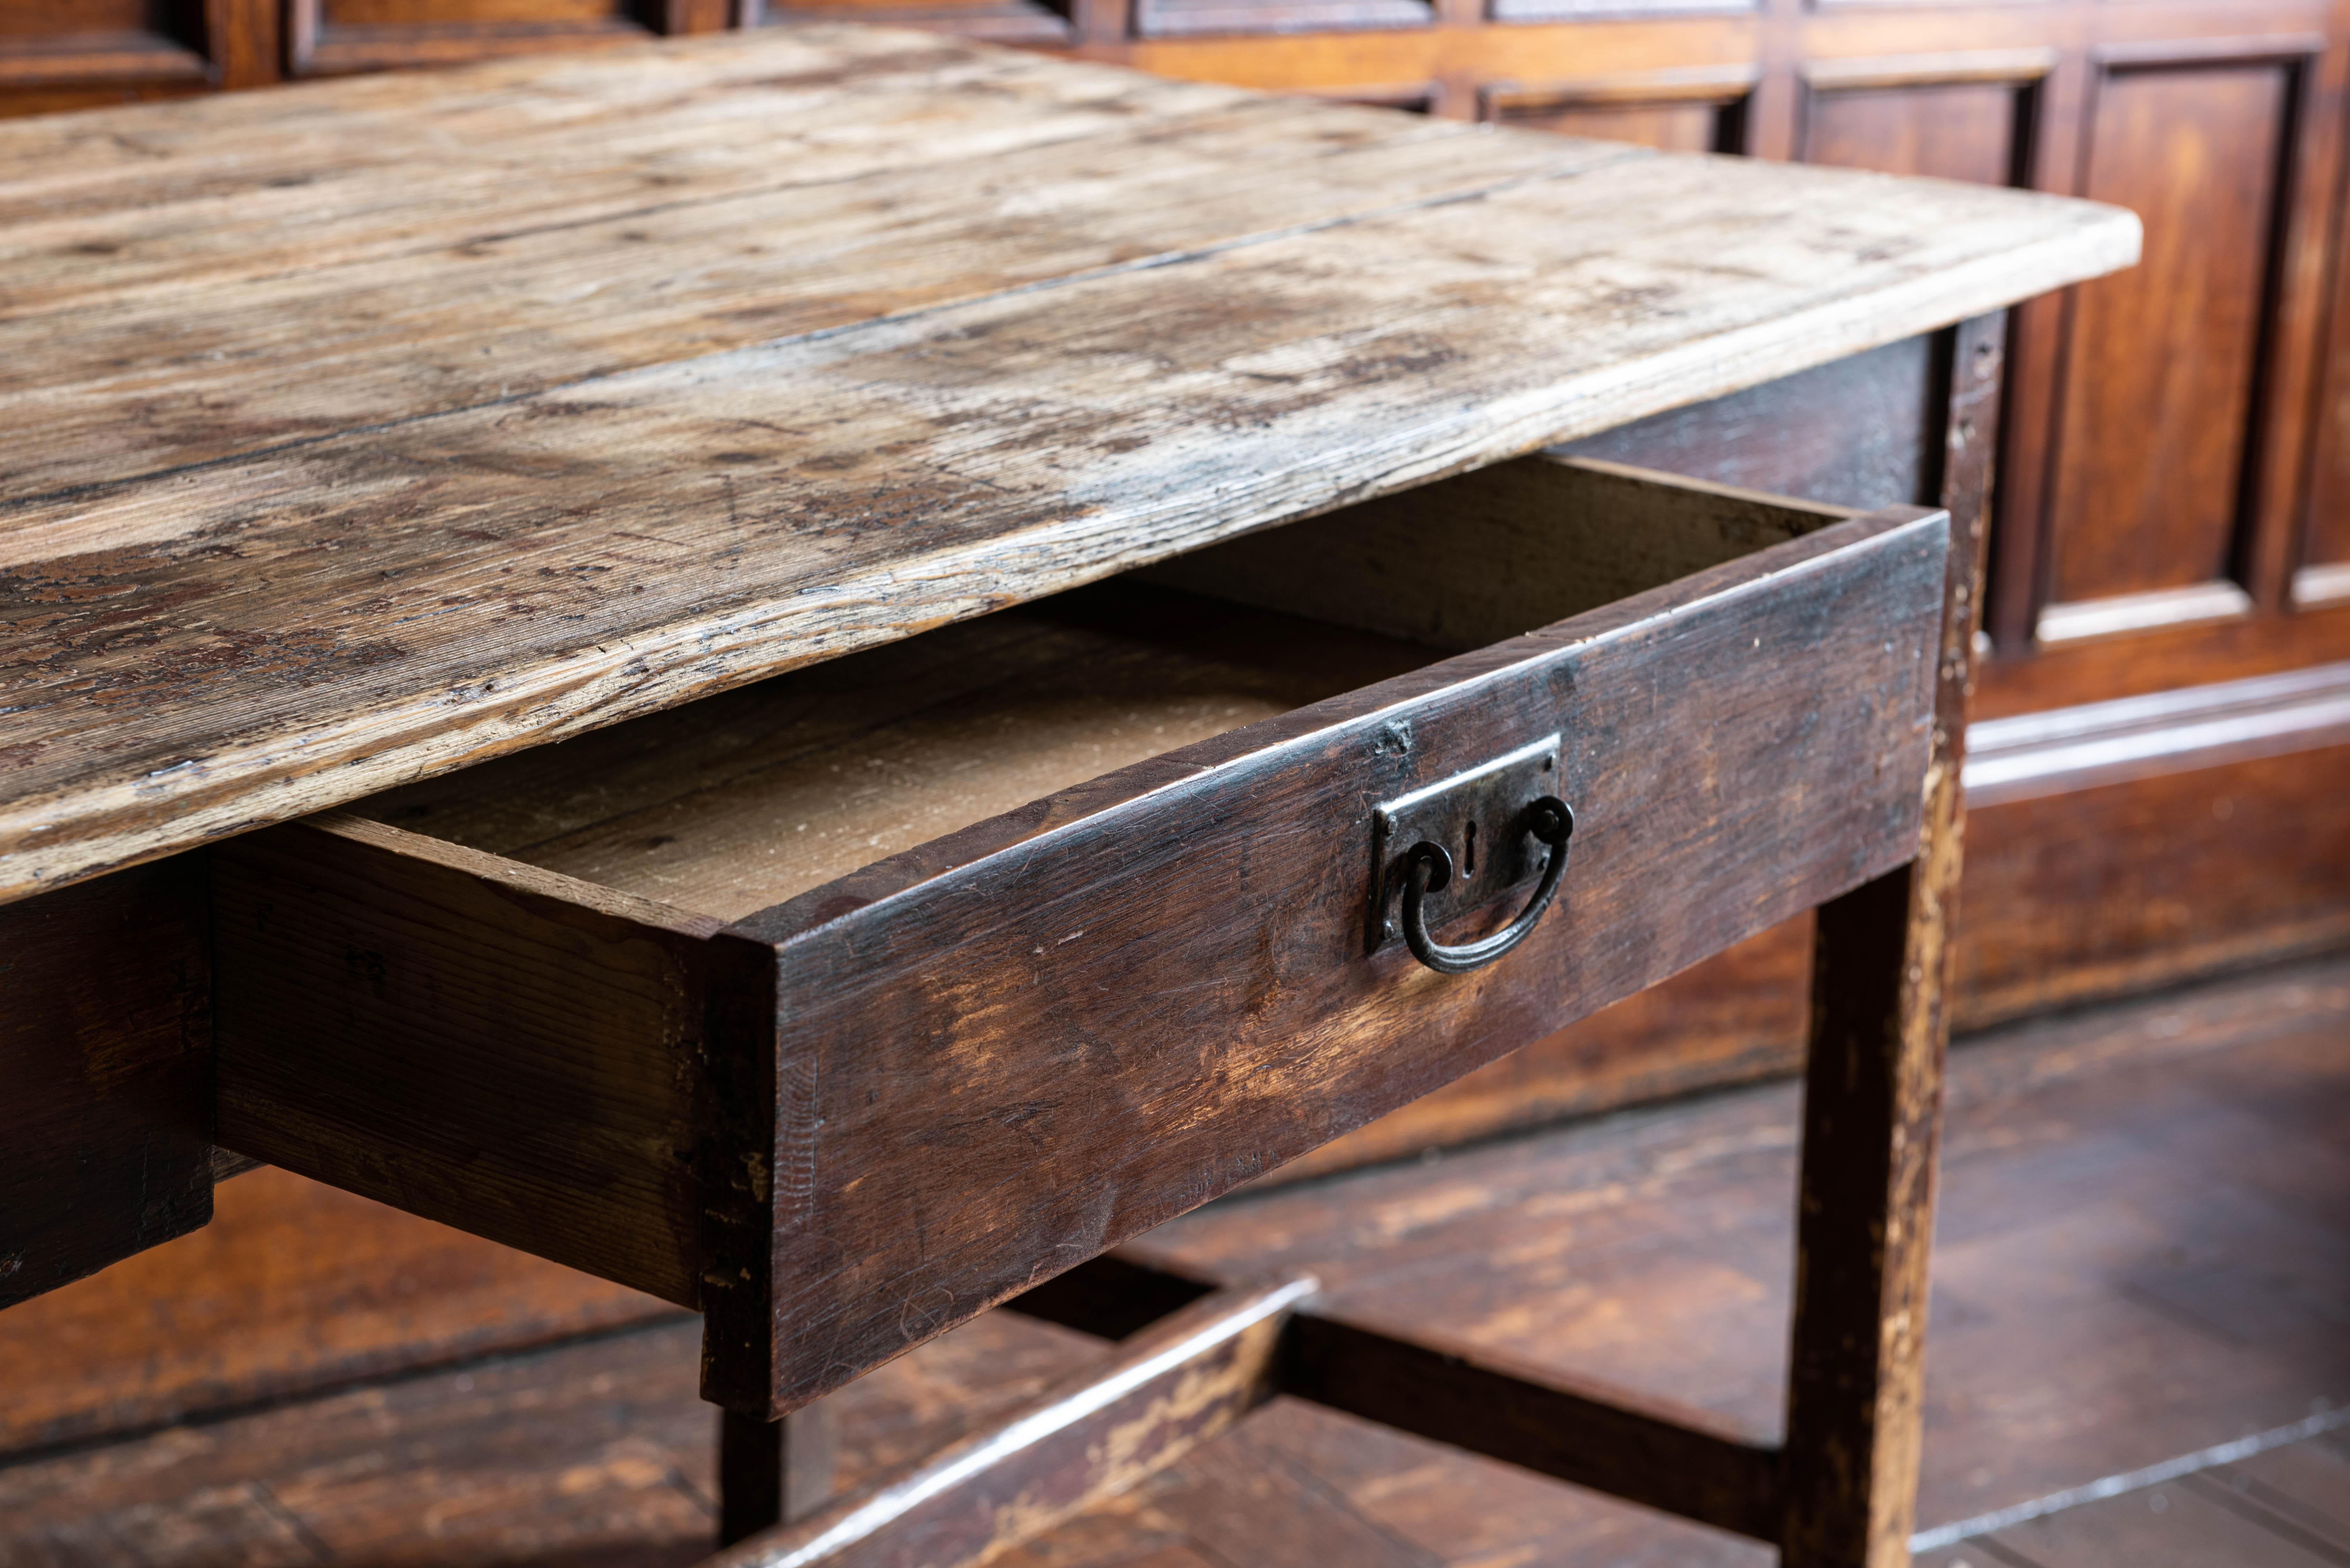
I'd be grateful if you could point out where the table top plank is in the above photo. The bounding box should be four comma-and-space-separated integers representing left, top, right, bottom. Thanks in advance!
0, 26, 2139, 903
4, 97, 1620, 493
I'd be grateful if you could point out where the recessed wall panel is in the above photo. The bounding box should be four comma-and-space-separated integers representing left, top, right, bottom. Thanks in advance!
2047, 63, 2289, 607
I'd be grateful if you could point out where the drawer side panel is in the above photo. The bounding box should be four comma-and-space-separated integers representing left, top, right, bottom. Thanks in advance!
213, 817, 757, 1307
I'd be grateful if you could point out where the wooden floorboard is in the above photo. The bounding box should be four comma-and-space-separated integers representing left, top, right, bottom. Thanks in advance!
1, 954, 2343, 1566
0, 1309, 1108, 1567
1914, 1464, 2350, 1568
0, 1165, 682, 1454
2209, 1436, 2350, 1556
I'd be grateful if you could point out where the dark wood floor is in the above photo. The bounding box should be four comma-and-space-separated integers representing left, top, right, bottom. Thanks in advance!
3, 954, 2345, 1567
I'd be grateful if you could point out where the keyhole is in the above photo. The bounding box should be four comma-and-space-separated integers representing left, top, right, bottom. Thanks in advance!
1463, 819, 1477, 878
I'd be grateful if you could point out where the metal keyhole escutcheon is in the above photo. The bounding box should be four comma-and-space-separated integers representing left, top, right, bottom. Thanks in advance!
1400, 796, 1574, 975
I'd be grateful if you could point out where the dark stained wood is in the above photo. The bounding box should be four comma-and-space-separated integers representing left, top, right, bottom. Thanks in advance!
290, 0, 660, 76
1799, 50, 2045, 187
2300, 148, 2350, 594
1961, 661, 2350, 810
1123, 955, 2350, 1537
1802, 312, 1993, 1564
0, 1321, 728, 1568
0, 0, 206, 92
8, 956, 2343, 1565
710, 1279, 1314, 1568
0, 854, 213, 1309
1953, 739, 2350, 1030
1133, 0, 1428, 42
1782, 867, 1942, 1568
0, 1292, 1112, 1566
2044, 61, 2293, 610
1146, 454, 1856, 653
1803, 83, 2019, 185
1258, 913, 1813, 1187
194, 480, 1955, 1424
0, 0, 274, 110
203, 0, 281, 89
724, 510, 1947, 1414
1281, 1310, 1782, 1543
0, 1164, 678, 1455
719, 1404, 840, 1544
1975, 605, 2350, 718
1291, 321, 1997, 1281
1119, 7, 2350, 1099
212, 813, 776, 1308
1482, 66, 1755, 154
753, 0, 1072, 47
0, 0, 180, 36
205, 474, 1949, 1421
1779, 310, 1998, 1568
1557, 336, 1941, 515
1143, 1424, 1442, 1568
1009, 1249, 1221, 1342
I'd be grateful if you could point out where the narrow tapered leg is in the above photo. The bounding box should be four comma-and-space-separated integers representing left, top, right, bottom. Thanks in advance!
717, 1401, 838, 1547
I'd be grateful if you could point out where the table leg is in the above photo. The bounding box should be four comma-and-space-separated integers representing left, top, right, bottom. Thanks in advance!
718, 1400, 838, 1546
1779, 862, 1950, 1568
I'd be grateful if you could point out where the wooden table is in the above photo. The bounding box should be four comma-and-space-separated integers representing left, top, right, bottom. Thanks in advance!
0, 27, 2136, 1568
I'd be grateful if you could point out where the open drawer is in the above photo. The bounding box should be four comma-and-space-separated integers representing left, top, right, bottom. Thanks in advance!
211, 457, 1952, 1417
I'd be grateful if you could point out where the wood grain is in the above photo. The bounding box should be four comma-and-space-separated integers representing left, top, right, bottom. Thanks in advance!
709, 1279, 1312, 1568
0, 852, 213, 1309
207, 487, 1945, 1417
1282, 1309, 1782, 1542
0, 27, 2139, 904
1802, 80, 2025, 188
1778, 311, 2001, 1568
1255, 912, 1813, 1187
0, 1294, 1112, 1567
719, 511, 1949, 1414
1962, 660, 2350, 809
1953, 739, 2350, 1030
1144, 454, 1855, 652
0, 60, 1615, 474
1959, 1479, 2343, 1567
1555, 335, 1942, 515
211, 812, 772, 1306
0, 1164, 678, 1455
2045, 62, 2290, 608
356, 584, 1430, 921
7, 954, 2342, 1564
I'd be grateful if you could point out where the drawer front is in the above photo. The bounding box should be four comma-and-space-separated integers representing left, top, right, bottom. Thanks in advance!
711, 507, 1950, 1413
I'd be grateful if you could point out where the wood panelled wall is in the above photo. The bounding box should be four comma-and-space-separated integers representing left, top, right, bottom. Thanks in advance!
5, 0, 2347, 1134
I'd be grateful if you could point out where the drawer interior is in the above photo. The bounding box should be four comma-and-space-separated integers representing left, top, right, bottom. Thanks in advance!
358, 586, 1431, 922
219, 450, 1894, 1341
356, 455, 1853, 922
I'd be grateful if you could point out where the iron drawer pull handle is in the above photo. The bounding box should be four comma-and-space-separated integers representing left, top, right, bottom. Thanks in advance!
1401, 796, 1575, 976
